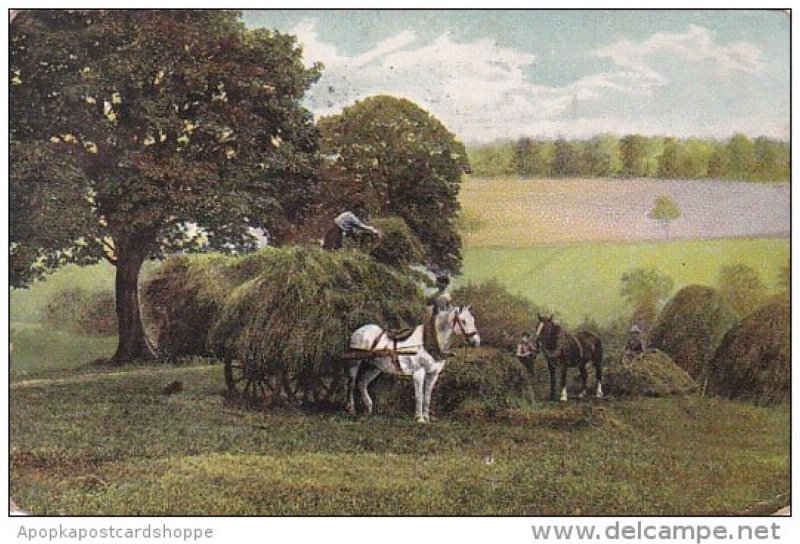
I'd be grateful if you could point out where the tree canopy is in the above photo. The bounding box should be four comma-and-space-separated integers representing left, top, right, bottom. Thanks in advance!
317, 95, 469, 272
469, 133, 788, 183
620, 267, 675, 332
648, 194, 681, 239
717, 264, 768, 319
10, 10, 321, 361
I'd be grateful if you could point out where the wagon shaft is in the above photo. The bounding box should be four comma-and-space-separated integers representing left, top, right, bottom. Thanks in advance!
341, 348, 419, 360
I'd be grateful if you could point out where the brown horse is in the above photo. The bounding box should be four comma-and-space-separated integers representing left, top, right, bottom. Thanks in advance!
535, 314, 603, 402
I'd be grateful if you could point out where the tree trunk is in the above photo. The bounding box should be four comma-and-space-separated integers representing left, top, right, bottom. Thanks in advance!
110, 235, 156, 364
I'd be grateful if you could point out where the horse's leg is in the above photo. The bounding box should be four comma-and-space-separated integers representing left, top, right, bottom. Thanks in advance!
346, 361, 362, 414
422, 370, 442, 423
559, 362, 569, 402
548, 360, 557, 401
413, 368, 426, 423
578, 362, 588, 399
594, 359, 604, 399
358, 366, 383, 416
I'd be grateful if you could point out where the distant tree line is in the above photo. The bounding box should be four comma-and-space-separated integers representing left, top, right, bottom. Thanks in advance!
468, 133, 789, 183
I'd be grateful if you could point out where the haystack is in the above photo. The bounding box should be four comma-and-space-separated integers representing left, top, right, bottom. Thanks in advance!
604, 349, 697, 397
347, 216, 425, 268
142, 254, 242, 358
41, 287, 116, 337
209, 247, 425, 378
649, 285, 737, 381
373, 346, 532, 418
710, 298, 789, 405
451, 280, 543, 350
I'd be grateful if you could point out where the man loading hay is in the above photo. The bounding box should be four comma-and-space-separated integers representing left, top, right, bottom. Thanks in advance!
622, 325, 646, 362
322, 211, 382, 250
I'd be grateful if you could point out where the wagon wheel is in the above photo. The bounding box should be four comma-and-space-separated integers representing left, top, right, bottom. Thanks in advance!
276, 369, 335, 405
279, 369, 304, 404
312, 373, 342, 405
225, 358, 272, 405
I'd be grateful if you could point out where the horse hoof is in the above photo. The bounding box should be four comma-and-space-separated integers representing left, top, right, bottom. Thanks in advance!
415, 415, 428, 424
578, 391, 587, 399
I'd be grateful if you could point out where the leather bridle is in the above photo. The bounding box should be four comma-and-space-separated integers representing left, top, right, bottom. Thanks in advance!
452, 309, 479, 341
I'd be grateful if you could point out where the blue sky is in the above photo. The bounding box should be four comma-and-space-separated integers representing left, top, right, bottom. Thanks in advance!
243, 10, 789, 144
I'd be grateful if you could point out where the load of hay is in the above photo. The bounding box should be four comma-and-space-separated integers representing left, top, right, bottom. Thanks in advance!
142, 254, 242, 358
649, 285, 737, 382
209, 247, 426, 381
604, 349, 698, 397
347, 215, 425, 269
451, 280, 543, 350
372, 346, 532, 419
709, 298, 789, 405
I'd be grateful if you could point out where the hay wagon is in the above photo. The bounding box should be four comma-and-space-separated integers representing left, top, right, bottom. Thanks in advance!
144, 245, 426, 408
211, 247, 426, 407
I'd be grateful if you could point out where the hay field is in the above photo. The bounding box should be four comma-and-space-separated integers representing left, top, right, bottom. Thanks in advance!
460, 237, 789, 325
458, 176, 789, 324
10, 354, 789, 515
9, 175, 791, 516
459, 176, 789, 247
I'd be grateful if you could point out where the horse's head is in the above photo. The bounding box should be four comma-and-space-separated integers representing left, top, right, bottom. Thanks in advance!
535, 313, 559, 352
453, 305, 481, 347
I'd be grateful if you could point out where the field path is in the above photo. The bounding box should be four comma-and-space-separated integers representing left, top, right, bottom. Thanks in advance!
11, 364, 214, 389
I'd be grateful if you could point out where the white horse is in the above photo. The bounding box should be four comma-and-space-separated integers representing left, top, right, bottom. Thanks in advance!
346, 305, 480, 423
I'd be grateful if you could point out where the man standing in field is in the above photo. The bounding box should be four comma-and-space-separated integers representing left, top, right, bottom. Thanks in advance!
516, 332, 537, 376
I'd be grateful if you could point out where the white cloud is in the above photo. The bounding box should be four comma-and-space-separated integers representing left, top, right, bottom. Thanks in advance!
290, 20, 779, 143
592, 24, 762, 87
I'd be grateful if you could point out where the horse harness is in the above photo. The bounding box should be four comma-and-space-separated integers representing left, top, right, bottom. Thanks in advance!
360, 309, 473, 372
451, 309, 479, 343
538, 328, 584, 364
368, 329, 419, 373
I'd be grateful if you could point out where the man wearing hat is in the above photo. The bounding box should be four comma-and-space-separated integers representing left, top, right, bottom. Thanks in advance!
426, 273, 452, 314
623, 325, 645, 361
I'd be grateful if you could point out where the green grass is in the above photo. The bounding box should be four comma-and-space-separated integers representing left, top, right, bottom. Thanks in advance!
10, 325, 117, 380
10, 355, 789, 515
10, 262, 117, 324
460, 237, 789, 325
9, 177, 789, 515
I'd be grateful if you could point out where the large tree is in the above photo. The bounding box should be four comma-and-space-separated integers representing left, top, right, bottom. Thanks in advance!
317, 95, 469, 272
10, 10, 321, 362
725, 133, 755, 180
619, 134, 649, 177
549, 138, 578, 178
